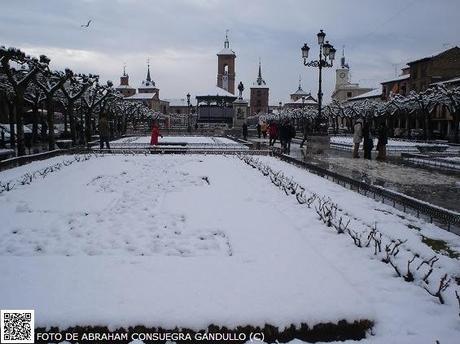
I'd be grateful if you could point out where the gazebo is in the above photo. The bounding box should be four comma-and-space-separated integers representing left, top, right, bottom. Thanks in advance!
195, 86, 237, 125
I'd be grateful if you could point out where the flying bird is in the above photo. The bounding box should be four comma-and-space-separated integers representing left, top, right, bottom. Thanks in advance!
81, 19, 92, 28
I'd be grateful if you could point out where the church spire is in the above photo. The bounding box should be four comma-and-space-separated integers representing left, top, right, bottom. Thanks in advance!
146, 58, 151, 82
224, 29, 230, 48
298, 75, 303, 90
341, 46, 349, 69
256, 58, 266, 86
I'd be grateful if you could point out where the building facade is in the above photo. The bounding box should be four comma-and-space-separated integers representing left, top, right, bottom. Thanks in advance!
331, 51, 373, 102
115, 67, 136, 98
249, 61, 269, 115
216, 33, 236, 95
124, 64, 169, 114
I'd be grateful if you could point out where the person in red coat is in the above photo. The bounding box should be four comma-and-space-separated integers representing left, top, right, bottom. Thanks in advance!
150, 121, 163, 145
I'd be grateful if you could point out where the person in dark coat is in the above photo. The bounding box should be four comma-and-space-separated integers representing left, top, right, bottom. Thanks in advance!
242, 122, 248, 140
99, 116, 110, 149
376, 122, 388, 161
362, 121, 373, 160
150, 121, 163, 145
268, 121, 278, 146
256, 123, 261, 138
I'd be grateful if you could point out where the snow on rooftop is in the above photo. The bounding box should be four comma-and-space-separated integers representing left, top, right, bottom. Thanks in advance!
381, 74, 410, 84
348, 88, 382, 101
196, 86, 236, 98
217, 47, 236, 56
126, 92, 156, 100
431, 76, 460, 86
163, 98, 191, 107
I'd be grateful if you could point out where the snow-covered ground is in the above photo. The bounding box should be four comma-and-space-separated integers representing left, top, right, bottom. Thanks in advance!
330, 136, 449, 154
112, 135, 240, 145
1, 153, 459, 343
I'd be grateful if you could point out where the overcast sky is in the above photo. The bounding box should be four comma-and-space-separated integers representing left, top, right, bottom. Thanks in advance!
1, 0, 459, 104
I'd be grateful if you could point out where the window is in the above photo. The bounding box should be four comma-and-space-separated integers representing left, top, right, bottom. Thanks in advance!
347, 92, 353, 98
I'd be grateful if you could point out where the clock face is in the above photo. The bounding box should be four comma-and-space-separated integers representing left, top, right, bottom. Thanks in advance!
339, 72, 346, 78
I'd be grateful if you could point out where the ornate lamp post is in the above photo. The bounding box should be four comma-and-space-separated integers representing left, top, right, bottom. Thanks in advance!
301, 29, 336, 131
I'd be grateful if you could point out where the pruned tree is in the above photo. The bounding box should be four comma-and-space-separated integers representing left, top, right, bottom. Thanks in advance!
0, 46, 47, 155
59, 73, 96, 144
35, 65, 73, 150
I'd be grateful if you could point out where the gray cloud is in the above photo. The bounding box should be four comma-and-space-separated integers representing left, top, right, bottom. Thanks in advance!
1, 0, 459, 103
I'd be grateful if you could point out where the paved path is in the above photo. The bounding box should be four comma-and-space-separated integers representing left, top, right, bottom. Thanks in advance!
249, 137, 460, 213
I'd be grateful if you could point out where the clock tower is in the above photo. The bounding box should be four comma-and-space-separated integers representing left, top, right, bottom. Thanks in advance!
335, 47, 350, 90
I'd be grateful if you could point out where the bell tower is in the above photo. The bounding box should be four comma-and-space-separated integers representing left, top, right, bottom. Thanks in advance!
217, 30, 236, 94
335, 46, 350, 90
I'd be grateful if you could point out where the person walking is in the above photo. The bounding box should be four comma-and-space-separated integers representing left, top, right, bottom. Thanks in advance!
261, 121, 268, 139
256, 122, 261, 138
268, 121, 278, 146
150, 121, 163, 145
279, 120, 288, 152
376, 122, 388, 161
99, 115, 111, 150
300, 121, 310, 148
352, 118, 363, 158
362, 120, 373, 160
242, 122, 248, 141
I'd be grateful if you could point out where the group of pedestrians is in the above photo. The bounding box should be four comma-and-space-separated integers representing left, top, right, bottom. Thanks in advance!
264, 119, 296, 154
353, 118, 388, 161
256, 122, 268, 139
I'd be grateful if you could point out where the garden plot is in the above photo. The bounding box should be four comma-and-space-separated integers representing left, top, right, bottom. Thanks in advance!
112, 135, 242, 146
0, 154, 459, 343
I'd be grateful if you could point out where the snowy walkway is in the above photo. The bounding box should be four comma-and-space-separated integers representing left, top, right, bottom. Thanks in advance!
1, 154, 459, 343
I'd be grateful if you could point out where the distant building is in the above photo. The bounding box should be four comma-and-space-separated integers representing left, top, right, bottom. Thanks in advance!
115, 66, 136, 98
216, 32, 236, 95
382, 47, 460, 100
249, 60, 269, 115
331, 50, 373, 102
124, 63, 169, 114
284, 77, 317, 109
381, 68, 410, 100
347, 88, 382, 103
407, 46, 460, 92
195, 34, 239, 125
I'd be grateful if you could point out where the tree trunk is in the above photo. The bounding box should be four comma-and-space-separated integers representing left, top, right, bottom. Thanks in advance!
15, 92, 26, 156
85, 110, 92, 145
32, 104, 39, 144
46, 96, 56, 151
8, 101, 16, 149
427, 111, 433, 140
454, 110, 460, 143
68, 101, 77, 145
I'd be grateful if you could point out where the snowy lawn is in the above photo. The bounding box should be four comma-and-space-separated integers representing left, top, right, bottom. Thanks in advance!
1, 153, 459, 343
112, 135, 241, 145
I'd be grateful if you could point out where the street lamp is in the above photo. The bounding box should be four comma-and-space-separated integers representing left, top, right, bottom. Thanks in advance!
301, 29, 336, 132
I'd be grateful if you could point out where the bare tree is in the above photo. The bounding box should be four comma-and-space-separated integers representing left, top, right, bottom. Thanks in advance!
0, 47, 47, 155
59, 73, 96, 144
35, 65, 73, 150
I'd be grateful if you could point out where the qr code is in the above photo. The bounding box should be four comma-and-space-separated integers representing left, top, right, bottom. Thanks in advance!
1, 310, 35, 343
